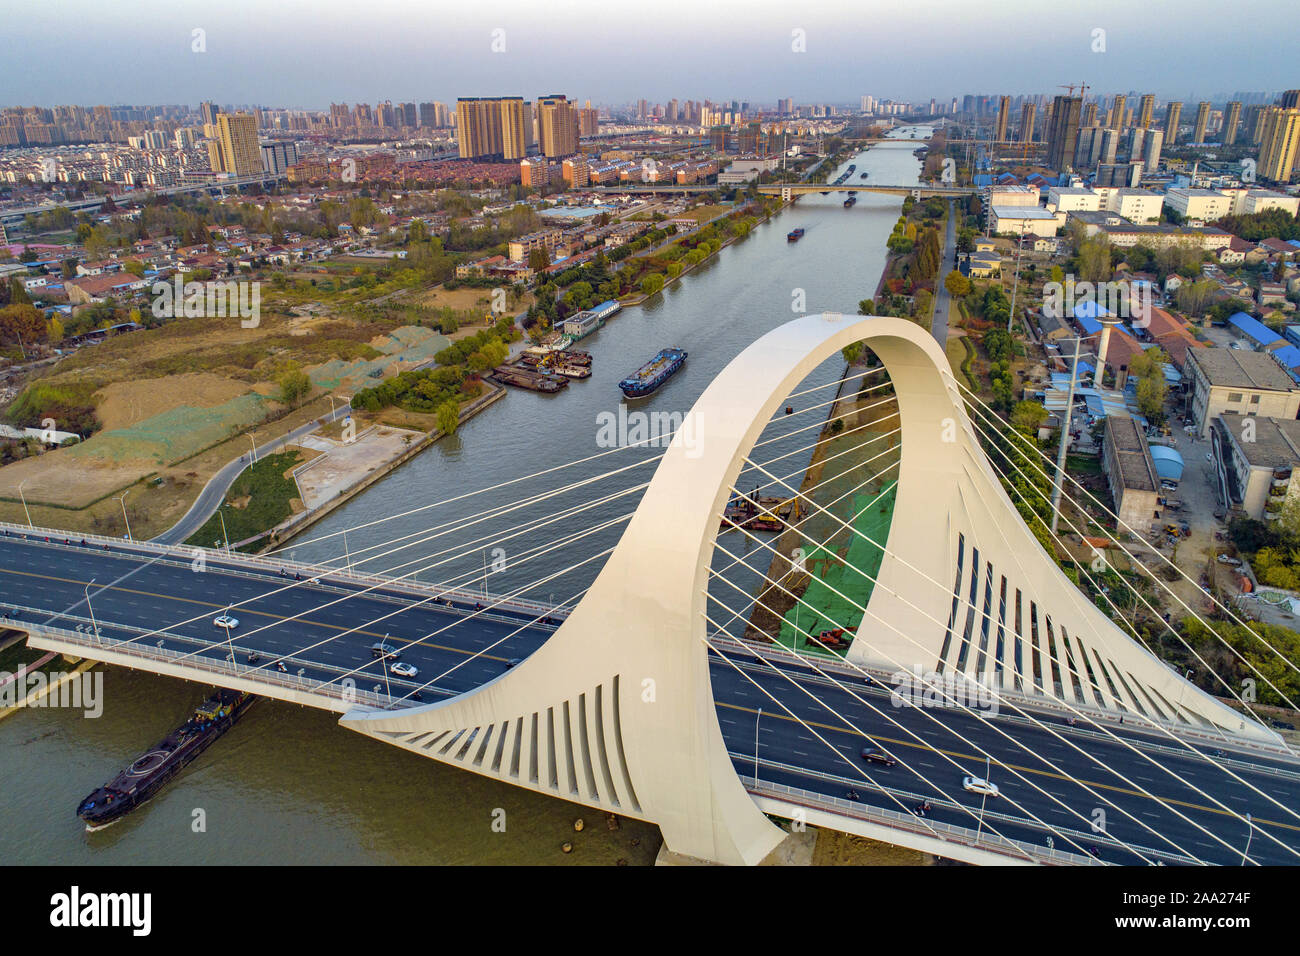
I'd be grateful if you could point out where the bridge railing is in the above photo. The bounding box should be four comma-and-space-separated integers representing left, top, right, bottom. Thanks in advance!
0, 521, 568, 625
746, 777, 1093, 865
11, 612, 414, 712
735, 755, 1195, 866
708, 632, 1297, 760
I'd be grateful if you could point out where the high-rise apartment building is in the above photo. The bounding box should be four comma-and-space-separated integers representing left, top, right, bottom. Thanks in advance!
1137, 94, 1155, 130
1282, 91, 1300, 109
260, 141, 298, 175
1108, 94, 1126, 130
217, 112, 261, 176
1257, 107, 1300, 183
1019, 102, 1036, 142
994, 95, 1010, 142
1164, 101, 1182, 145
1193, 102, 1211, 143
200, 101, 220, 125
1223, 101, 1242, 145
536, 94, 578, 157
456, 97, 533, 160
330, 103, 351, 128
1046, 95, 1082, 171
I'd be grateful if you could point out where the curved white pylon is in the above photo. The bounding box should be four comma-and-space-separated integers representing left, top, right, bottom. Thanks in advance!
340, 314, 1275, 867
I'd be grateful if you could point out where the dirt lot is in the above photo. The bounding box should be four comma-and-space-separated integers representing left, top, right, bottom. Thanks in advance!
0, 393, 341, 539
95, 372, 253, 431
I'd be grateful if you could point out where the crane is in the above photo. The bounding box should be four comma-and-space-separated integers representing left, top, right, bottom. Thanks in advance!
1058, 82, 1091, 99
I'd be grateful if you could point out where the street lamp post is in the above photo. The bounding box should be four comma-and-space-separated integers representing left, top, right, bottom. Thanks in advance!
17, 479, 32, 528
382, 632, 393, 706
218, 507, 231, 552
1242, 813, 1253, 865
113, 492, 133, 541
753, 707, 762, 784
977, 754, 991, 840
84, 579, 100, 644
247, 433, 257, 468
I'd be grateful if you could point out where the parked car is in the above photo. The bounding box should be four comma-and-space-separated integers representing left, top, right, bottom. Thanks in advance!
1216, 555, 1243, 566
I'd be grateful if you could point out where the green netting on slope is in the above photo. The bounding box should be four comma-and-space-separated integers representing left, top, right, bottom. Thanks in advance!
64, 393, 272, 466
309, 326, 450, 389
778, 483, 897, 656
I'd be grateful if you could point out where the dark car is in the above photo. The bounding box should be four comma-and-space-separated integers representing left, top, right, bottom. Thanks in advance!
506, 658, 523, 669
860, 747, 897, 766
370, 642, 400, 660
1270, 719, 1296, 730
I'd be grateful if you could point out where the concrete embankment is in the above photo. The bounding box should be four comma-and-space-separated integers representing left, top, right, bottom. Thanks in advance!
250, 382, 507, 553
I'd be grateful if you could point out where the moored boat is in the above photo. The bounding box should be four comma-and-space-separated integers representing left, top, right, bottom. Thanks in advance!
619, 347, 687, 399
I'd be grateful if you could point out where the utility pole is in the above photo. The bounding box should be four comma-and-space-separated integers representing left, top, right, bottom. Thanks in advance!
1050, 337, 1083, 535
1007, 220, 1028, 333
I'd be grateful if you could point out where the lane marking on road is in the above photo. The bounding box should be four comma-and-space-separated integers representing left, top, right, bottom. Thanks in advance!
0, 565, 515, 664
720, 700, 1300, 834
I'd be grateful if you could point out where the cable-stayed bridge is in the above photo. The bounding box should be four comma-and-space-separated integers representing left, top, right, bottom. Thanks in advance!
6, 315, 1300, 866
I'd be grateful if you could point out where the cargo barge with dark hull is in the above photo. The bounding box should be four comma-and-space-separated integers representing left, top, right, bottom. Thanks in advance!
518, 349, 593, 379
618, 347, 687, 399
490, 364, 569, 393
76, 689, 255, 831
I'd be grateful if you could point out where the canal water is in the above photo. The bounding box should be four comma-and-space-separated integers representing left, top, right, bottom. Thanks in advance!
0, 130, 929, 865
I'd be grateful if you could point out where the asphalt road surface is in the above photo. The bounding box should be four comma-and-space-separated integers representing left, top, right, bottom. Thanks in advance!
4, 530, 1297, 865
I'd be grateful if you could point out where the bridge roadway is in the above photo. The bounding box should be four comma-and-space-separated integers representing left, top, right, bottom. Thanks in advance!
0, 173, 286, 225
4, 527, 1299, 865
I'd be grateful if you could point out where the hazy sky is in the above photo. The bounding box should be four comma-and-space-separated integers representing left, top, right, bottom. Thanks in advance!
2, 0, 1297, 109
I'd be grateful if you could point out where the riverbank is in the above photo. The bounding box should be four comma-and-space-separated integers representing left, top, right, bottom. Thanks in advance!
191, 380, 508, 554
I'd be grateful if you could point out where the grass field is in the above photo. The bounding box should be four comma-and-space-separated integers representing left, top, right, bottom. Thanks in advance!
184, 449, 304, 550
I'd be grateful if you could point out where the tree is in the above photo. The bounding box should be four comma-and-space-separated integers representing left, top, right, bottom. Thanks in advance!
857, 299, 875, 315
0, 304, 48, 347
944, 270, 972, 298
1129, 346, 1170, 422
527, 246, 550, 272
277, 368, 312, 407
640, 274, 665, 296
1076, 237, 1112, 284
436, 400, 459, 436
1010, 400, 1048, 436
1176, 279, 1217, 318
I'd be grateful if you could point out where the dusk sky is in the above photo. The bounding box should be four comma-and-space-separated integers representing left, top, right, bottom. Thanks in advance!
1, 0, 1297, 108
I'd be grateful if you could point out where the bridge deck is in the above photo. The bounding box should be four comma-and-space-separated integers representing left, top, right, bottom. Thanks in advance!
4, 525, 1299, 865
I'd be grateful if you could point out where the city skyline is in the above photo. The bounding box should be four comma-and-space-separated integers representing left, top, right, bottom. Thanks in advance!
2, 0, 1299, 109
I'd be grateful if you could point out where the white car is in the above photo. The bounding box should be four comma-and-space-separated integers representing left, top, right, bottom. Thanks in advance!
213, 615, 239, 630
1216, 555, 1243, 566
962, 775, 1000, 798
389, 661, 418, 678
